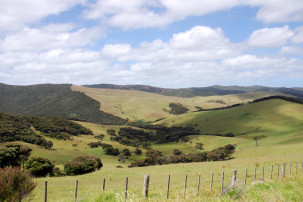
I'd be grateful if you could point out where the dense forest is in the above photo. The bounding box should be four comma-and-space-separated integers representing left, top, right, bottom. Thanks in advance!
0, 111, 94, 147
0, 83, 126, 125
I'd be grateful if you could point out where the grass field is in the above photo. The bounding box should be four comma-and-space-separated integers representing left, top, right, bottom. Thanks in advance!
72, 85, 283, 122
5, 98, 303, 201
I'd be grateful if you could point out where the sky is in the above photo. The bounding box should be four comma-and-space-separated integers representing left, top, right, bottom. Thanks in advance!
1, 0, 303, 88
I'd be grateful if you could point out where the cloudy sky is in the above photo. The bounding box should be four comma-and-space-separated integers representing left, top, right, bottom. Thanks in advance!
1, 0, 303, 88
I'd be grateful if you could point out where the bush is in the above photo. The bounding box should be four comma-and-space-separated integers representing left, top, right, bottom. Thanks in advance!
0, 167, 37, 201
134, 148, 142, 155
122, 148, 131, 156
64, 156, 103, 175
172, 149, 183, 155
0, 144, 32, 168
25, 157, 55, 177
88, 141, 103, 148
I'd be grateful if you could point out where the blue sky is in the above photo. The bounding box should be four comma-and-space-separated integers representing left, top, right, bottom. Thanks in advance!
0, 0, 303, 88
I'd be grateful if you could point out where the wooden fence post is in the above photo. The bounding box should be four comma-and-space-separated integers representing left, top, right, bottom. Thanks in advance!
254, 167, 257, 182
102, 178, 105, 191
296, 162, 298, 175
167, 175, 170, 199
244, 169, 247, 184
74, 179, 78, 202
301, 161, 303, 174
221, 171, 224, 193
270, 165, 273, 180
282, 163, 286, 178
125, 177, 128, 200
277, 164, 280, 178
231, 170, 237, 188
197, 174, 200, 197
143, 175, 149, 199
210, 172, 214, 191
290, 162, 292, 176
44, 181, 47, 202
184, 174, 187, 198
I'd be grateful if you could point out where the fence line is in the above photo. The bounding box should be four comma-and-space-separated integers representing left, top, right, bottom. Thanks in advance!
43, 160, 303, 201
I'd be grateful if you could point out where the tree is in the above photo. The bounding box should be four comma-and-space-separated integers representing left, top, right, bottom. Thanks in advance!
195, 142, 204, 150
25, 157, 55, 177
252, 135, 266, 146
106, 129, 116, 136
0, 144, 32, 169
122, 148, 131, 156
134, 148, 142, 155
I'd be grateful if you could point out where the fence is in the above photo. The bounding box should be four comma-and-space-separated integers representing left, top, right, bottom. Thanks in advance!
42, 161, 303, 201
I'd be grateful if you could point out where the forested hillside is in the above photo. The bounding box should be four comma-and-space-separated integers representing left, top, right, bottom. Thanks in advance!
0, 83, 126, 125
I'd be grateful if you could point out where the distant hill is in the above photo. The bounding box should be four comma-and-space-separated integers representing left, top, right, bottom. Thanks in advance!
73, 85, 286, 122
0, 83, 126, 125
84, 84, 303, 98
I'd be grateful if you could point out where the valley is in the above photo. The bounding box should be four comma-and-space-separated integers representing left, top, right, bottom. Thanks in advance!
1, 83, 303, 201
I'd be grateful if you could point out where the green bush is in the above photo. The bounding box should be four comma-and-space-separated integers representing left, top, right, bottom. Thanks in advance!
25, 157, 55, 177
0, 167, 36, 201
0, 144, 32, 168
64, 156, 103, 175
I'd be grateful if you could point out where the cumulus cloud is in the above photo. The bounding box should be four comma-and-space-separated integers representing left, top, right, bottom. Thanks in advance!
291, 26, 303, 44
82, 0, 303, 29
246, 26, 294, 48
0, 0, 85, 32
0, 24, 103, 52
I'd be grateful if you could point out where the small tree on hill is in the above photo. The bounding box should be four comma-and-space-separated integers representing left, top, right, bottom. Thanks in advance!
252, 135, 267, 146
106, 129, 116, 136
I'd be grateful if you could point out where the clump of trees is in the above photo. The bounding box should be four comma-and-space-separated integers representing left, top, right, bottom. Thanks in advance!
0, 112, 53, 149
0, 144, 32, 168
29, 116, 93, 140
64, 156, 103, 175
25, 157, 55, 177
168, 103, 189, 115
0, 167, 37, 201
88, 141, 103, 148
128, 144, 236, 168
95, 134, 105, 140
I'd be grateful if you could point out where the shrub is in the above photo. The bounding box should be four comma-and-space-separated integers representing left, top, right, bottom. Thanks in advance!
172, 149, 183, 155
134, 148, 142, 155
0, 144, 32, 168
25, 157, 55, 177
122, 148, 131, 156
88, 141, 103, 148
0, 167, 36, 201
95, 134, 105, 140
64, 156, 102, 175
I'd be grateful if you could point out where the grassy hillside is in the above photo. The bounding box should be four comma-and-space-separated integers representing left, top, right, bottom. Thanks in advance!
72, 85, 282, 122
84, 84, 303, 98
0, 83, 126, 125
158, 99, 303, 142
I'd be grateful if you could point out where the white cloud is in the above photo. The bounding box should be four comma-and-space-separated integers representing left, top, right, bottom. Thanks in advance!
246, 26, 294, 48
291, 26, 303, 44
280, 46, 303, 55
0, 24, 104, 52
0, 0, 85, 32
248, 0, 303, 23
82, 0, 303, 30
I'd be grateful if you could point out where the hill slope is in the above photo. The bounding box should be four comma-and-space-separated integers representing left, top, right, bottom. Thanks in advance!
158, 98, 303, 143
84, 84, 303, 98
0, 83, 126, 125
72, 85, 285, 122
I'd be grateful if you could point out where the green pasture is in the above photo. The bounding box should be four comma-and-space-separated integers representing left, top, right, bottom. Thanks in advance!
7, 98, 303, 201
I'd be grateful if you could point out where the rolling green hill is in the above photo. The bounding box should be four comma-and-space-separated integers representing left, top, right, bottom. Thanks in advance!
157, 98, 303, 142
84, 84, 303, 98
72, 85, 284, 122
0, 83, 126, 125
